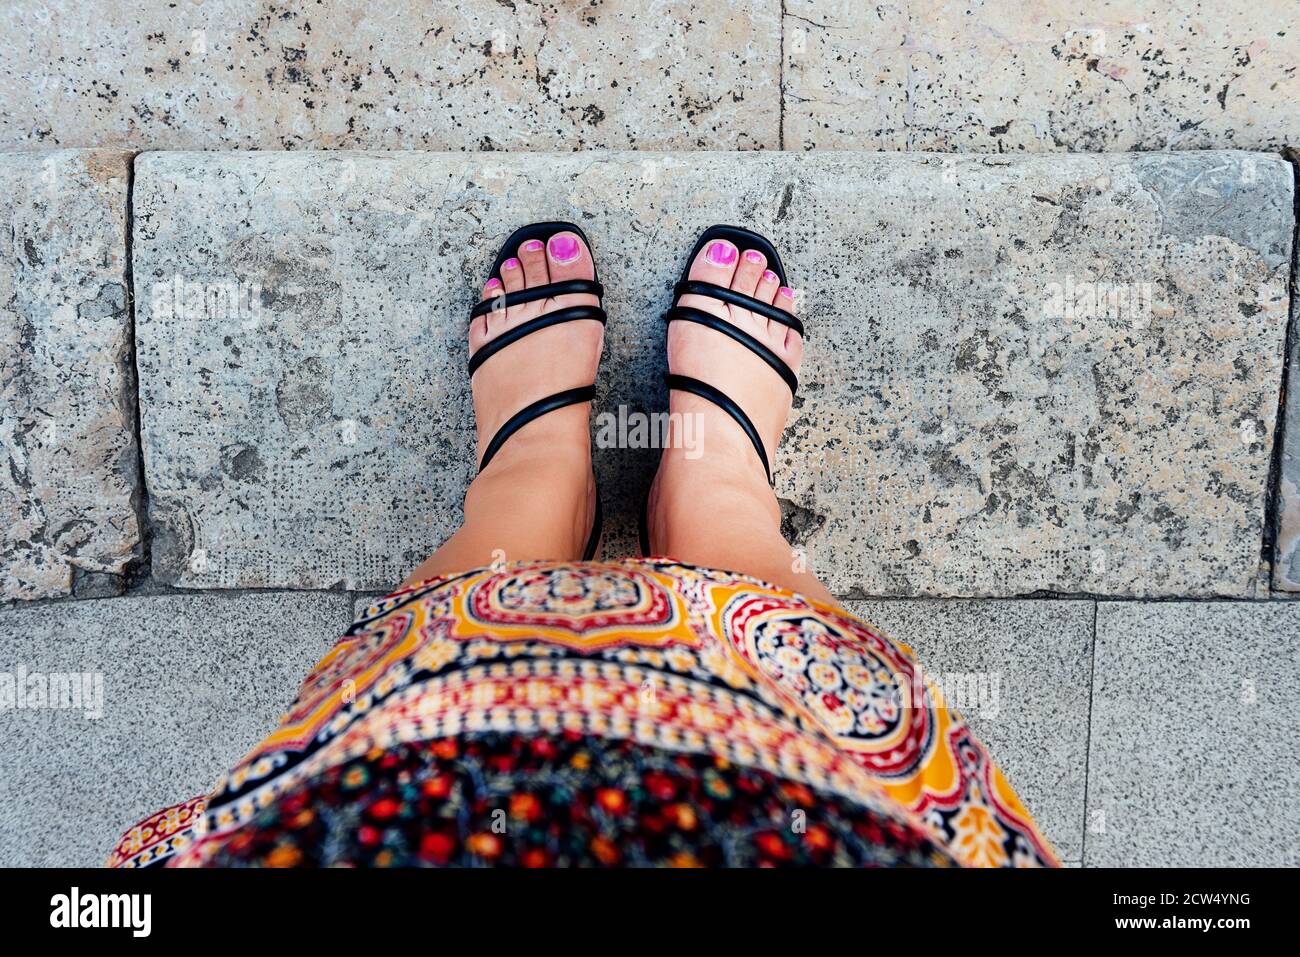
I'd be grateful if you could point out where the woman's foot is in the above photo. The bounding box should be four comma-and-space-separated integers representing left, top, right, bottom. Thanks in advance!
647, 236, 834, 605
403, 231, 602, 585
469, 232, 603, 475
668, 238, 802, 471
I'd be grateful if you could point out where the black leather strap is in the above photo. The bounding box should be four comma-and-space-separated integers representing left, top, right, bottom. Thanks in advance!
478, 385, 596, 473
663, 305, 799, 396
468, 305, 607, 376
673, 280, 805, 337
470, 279, 605, 318
664, 373, 771, 482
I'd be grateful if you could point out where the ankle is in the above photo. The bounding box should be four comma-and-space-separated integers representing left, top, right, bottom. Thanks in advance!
649, 453, 781, 553
469, 438, 593, 553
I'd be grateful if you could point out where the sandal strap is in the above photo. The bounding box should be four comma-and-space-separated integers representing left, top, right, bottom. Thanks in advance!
672, 280, 804, 337
478, 385, 596, 472
468, 305, 606, 376
477, 384, 602, 561
664, 373, 771, 483
470, 279, 604, 318
663, 305, 799, 396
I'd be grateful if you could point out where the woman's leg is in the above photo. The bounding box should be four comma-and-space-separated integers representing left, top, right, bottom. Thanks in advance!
646, 237, 837, 607
403, 232, 602, 587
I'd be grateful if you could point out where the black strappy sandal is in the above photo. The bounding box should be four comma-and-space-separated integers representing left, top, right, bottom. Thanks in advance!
639, 224, 804, 556
468, 221, 606, 560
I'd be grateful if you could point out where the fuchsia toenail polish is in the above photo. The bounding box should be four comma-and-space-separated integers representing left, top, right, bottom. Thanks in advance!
744, 249, 764, 264
762, 270, 779, 283
502, 257, 520, 270
548, 234, 581, 263
778, 286, 795, 298
523, 240, 544, 252
706, 241, 737, 266
485, 277, 501, 288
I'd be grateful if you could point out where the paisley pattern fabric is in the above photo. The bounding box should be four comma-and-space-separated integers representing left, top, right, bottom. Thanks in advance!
108, 559, 1058, 868
201, 733, 957, 868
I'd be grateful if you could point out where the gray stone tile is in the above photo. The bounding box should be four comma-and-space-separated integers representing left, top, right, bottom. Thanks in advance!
846, 598, 1092, 861
782, 0, 910, 151
0, 1, 780, 151
784, 1, 1300, 152
1086, 601, 1300, 867
133, 150, 1291, 596
0, 591, 352, 866
0, 150, 140, 601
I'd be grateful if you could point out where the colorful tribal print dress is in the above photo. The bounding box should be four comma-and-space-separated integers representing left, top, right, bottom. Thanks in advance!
109, 559, 1058, 868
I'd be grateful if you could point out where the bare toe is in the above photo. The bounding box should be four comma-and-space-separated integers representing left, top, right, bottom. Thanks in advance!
544, 231, 600, 312
679, 239, 740, 319
731, 248, 767, 297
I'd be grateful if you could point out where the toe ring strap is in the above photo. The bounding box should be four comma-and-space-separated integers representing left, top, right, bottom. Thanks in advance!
673, 280, 804, 338
470, 279, 605, 318
468, 305, 607, 376
664, 373, 771, 483
663, 305, 799, 397
478, 385, 597, 473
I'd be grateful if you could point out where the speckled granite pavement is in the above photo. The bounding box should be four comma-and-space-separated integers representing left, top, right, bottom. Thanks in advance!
3, 590, 1296, 866
0, 593, 350, 867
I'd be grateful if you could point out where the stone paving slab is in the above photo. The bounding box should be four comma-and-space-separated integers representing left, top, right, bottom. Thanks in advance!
1274, 285, 1300, 591
0, 591, 351, 866
847, 598, 1092, 860
0, 0, 780, 152
0, 150, 140, 601
134, 150, 1292, 596
783, 1, 1300, 152
1085, 601, 1300, 867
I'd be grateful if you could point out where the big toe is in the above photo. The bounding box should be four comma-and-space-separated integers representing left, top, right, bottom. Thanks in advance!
680, 239, 740, 317
545, 231, 599, 309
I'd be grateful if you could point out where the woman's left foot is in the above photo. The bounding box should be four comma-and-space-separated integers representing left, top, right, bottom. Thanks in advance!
647, 238, 802, 554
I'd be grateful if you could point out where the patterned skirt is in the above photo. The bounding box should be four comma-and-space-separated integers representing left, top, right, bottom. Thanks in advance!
109, 559, 1058, 868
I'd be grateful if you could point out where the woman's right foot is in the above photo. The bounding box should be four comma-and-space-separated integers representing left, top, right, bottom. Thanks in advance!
647, 237, 804, 557
470, 231, 604, 470
466, 231, 603, 559
402, 230, 603, 585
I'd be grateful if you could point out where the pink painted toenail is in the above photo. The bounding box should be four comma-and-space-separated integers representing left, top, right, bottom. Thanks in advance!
744, 250, 764, 264
706, 241, 737, 266
778, 286, 794, 298
762, 270, 779, 283
523, 240, 544, 252
502, 257, 520, 270
485, 277, 501, 288
548, 234, 581, 264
